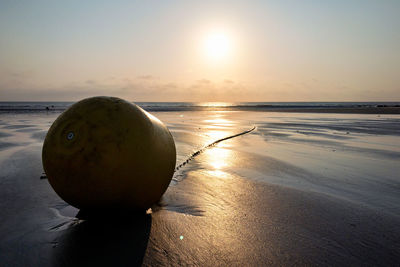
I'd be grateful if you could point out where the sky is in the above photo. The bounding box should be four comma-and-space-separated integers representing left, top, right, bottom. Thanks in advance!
0, 0, 399, 102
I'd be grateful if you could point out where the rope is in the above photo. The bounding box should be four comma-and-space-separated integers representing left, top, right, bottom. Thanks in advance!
174, 126, 256, 172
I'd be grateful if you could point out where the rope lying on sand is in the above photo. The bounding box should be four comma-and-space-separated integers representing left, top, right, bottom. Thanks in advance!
174, 126, 256, 173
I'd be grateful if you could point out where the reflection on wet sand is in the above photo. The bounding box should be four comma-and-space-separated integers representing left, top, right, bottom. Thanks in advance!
203, 118, 235, 127
204, 147, 232, 170
202, 116, 234, 171
173, 113, 253, 175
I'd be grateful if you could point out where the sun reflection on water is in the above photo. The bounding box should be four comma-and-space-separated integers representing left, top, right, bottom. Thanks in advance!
205, 147, 231, 169
200, 112, 237, 178
203, 118, 233, 126
198, 102, 232, 107
202, 114, 235, 139
204, 130, 229, 140
206, 169, 230, 178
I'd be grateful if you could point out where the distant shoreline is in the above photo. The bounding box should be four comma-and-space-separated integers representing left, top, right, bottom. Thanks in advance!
1, 106, 400, 114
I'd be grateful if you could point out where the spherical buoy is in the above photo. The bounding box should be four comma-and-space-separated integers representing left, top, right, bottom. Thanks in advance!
42, 96, 176, 211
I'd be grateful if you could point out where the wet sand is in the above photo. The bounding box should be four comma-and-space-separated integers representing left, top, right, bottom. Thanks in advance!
0, 111, 399, 266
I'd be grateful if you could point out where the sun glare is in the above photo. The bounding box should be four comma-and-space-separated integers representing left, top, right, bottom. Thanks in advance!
203, 31, 232, 62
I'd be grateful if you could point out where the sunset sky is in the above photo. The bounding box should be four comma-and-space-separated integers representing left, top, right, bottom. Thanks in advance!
1, 0, 399, 101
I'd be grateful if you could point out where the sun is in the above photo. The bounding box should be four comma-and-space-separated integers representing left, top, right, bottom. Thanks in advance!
203, 31, 232, 62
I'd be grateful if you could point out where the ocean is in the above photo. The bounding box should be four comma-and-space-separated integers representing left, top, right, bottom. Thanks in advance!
1, 101, 399, 112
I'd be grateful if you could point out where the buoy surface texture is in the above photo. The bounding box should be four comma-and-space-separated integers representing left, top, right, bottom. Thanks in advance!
42, 96, 176, 211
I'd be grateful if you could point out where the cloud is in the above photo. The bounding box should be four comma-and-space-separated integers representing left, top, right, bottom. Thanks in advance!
137, 75, 155, 80
0, 74, 255, 101
3, 70, 396, 101
85, 79, 96, 85
196, 79, 211, 84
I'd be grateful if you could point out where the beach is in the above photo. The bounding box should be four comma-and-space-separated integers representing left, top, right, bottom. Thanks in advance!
0, 108, 399, 266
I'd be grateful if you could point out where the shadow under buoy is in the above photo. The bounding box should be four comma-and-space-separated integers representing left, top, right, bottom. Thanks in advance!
50, 210, 152, 267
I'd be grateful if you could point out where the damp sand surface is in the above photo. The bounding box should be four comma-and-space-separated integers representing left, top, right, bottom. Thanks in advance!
0, 111, 399, 266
